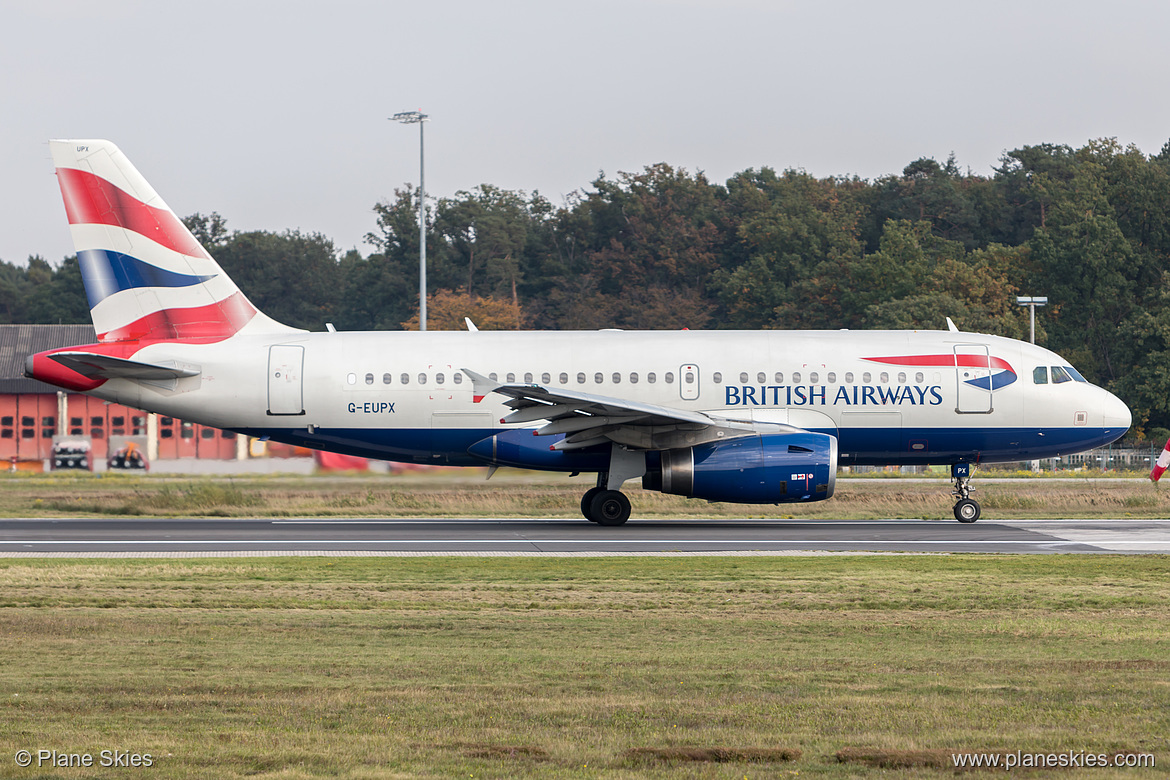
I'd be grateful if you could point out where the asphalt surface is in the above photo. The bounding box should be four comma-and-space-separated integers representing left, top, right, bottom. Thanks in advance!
1, 517, 1167, 556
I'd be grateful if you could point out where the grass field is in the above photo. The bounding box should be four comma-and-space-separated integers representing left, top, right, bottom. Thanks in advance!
0, 556, 1167, 778
1, 469, 1168, 520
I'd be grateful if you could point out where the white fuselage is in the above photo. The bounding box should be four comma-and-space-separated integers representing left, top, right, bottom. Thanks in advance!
82, 328, 1131, 468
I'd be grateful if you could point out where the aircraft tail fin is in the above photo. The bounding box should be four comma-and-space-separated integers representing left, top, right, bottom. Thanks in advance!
49, 139, 296, 343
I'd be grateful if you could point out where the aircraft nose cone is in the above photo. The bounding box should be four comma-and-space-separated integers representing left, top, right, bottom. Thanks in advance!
1102, 391, 1132, 433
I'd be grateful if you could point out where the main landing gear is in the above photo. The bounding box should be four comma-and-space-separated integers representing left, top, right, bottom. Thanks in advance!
580, 477, 632, 526
951, 462, 981, 523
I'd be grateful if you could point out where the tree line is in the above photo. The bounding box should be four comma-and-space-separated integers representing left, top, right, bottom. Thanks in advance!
6, 138, 1170, 435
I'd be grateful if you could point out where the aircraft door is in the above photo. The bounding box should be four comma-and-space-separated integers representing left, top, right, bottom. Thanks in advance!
268, 345, 305, 416
954, 344, 992, 414
680, 364, 700, 401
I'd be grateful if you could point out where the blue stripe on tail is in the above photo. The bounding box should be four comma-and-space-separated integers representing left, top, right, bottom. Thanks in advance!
77, 249, 216, 308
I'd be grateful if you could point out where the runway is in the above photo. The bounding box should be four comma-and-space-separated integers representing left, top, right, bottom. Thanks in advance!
1, 517, 1168, 556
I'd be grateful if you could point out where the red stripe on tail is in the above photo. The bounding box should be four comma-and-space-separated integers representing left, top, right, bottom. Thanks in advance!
57, 167, 209, 259
98, 291, 256, 343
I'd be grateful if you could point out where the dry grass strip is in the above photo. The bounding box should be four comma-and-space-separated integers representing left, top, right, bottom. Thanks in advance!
836, 746, 957, 769
622, 746, 801, 764
453, 742, 550, 761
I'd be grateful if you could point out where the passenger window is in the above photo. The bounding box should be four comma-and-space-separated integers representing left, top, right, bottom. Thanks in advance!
685, 371, 695, 383
612, 372, 621, 383
541, 372, 551, 384
436, 373, 445, 384
897, 372, 906, 384
757, 372, 766, 383
383, 373, 392, 384
401, 373, 410, 384
577, 372, 586, 384
365, 373, 374, 385
845, 372, 853, 383
665, 372, 674, 384
739, 372, 749, 383
915, 372, 924, 383
630, 372, 639, 384
775, 372, 783, 383
489, 373, 498, 381
713, 372, 722, 383
1033, 366, 1048, 384
880, 372, 889, 383
792, 372, 801, 383
506, 373, 516, 383
594, 372, 603, 384
524, 372, 533, 383
453, 373, 463, 384
559, 372, 568, 384
809, 372, 819, 384
862, 372, 871, 383
827, 372, 836, 383
647, 372, 656, 383
347, 373, 356, 385
418, 373, 428, 384
1051, 366, 1072, 384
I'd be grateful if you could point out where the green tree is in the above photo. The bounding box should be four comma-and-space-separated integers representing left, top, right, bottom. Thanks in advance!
214, 230, 343, 331
713, 168, 863, 329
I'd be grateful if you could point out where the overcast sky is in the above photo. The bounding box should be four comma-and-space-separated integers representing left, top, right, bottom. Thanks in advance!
4, 0, 1169, 266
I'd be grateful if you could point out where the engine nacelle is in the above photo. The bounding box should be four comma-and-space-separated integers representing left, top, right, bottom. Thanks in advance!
642, 432, 837, 504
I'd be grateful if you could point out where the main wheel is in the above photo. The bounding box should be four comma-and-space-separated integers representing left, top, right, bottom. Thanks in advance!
589, 490, 631, 526
954, 499, 981, 523
580, 487, 604, 521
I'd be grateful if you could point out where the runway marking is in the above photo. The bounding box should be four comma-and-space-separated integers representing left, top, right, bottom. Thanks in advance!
0, 539, 1109, 546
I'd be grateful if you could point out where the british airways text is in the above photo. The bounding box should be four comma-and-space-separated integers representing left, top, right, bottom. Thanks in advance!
725, 384, 944, 407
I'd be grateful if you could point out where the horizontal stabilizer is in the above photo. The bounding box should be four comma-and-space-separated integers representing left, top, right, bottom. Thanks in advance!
47, 352, 200, 380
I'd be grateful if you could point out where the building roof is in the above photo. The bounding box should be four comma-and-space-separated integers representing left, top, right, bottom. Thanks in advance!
0, 324, 96, 394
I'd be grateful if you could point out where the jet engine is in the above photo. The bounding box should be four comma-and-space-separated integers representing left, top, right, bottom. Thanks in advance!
642, 432, 837, 504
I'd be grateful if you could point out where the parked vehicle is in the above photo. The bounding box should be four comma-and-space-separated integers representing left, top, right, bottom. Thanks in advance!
51, 439, 92, 471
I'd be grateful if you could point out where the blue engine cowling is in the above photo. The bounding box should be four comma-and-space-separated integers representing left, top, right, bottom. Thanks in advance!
642, 432, 837, 504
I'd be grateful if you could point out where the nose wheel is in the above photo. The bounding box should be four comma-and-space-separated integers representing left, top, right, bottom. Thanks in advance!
951, 463, 980, 523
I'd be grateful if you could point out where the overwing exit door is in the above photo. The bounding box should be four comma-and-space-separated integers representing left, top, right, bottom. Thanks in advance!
268, 345, 305, 415
680, 364, 700, 401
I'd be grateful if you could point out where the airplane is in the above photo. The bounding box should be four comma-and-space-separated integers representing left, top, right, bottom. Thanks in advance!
26, 140, 1132, 525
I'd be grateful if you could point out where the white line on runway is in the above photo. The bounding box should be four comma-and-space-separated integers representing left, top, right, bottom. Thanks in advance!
0, 539, 1115, 545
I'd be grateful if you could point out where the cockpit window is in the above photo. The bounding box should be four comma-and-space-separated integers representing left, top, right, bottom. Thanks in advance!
1033, 366, 1048, 384
1050, 365, 1073, 384
1064, 365, 1088, 383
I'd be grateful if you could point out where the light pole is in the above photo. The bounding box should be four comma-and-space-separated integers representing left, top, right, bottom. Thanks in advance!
392, 110, 429, 331
1016, 296, 1047, 344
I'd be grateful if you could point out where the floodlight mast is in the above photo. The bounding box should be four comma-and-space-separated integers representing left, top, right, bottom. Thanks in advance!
1016, 296, 1048, 345
392, 110, 429, 331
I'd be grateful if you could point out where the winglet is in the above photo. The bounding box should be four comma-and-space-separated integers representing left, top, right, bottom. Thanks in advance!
464, 317, 479, 332
461, 368, 498, 403
946, 317, 959, 333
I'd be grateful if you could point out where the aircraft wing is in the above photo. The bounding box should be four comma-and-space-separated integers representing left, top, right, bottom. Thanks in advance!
462, 368, 770, 451
47, 352, 200, 381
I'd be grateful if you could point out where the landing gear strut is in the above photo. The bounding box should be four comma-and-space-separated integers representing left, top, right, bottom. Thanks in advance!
580, 473, 632, 526
951, 462, 981, 523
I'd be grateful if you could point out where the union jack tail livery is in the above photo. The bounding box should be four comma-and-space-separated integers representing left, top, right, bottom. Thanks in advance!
49, 139, 291, 343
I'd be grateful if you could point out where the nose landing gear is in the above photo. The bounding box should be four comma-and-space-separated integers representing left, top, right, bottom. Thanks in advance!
951, 462, 980, 522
